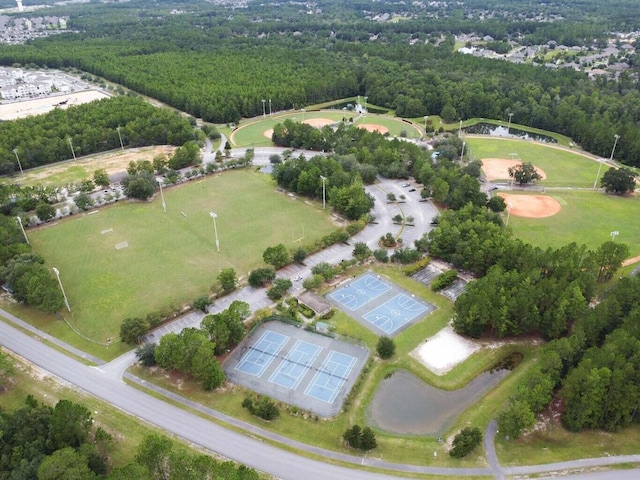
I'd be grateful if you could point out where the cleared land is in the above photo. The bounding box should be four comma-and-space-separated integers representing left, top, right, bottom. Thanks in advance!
28, 170, 337, 344
3, 146, 175, 188
0, 90, 110, 121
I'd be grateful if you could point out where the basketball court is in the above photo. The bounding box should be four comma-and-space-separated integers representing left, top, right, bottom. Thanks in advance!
327, 273, 435, 336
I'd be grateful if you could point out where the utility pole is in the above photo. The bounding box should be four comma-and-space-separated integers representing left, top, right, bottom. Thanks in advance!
12, 149, 23, 175
52, 267, 71, 312
68, 137, 77, 161
116, 126, 124, 150
16, 216, 28, 244
210, 211, 220, 252
320, 175, 327, 210
507, 112, 513, 132
262, 99, 266, 118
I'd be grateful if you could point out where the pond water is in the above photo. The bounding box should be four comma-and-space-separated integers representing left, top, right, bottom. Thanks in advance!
464, 123, 557, 143
367, 368, 510, 436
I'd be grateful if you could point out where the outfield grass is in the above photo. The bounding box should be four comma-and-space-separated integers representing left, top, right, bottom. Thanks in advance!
465, 137, 601, 188
507, 189, 640, 257
27, 169, 336, 355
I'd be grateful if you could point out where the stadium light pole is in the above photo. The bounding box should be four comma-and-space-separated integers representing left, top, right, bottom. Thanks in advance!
459, 120, 463, 136
320, 175, 327, 210
16, 216, 29, 245
364, 96, 368, 114
209, 211, 220, 252
12, 149, 23, 175
461, 141, 466, 161
68, 137, 77, 162
269, 98, 272, 117
424, 115, 428, 136
262, 99, 266, 118
506, 203, 513, 226
156, 178, 166, 213
116, 126, 124, 150
594, 134, 620, 189
610, 230, 619, 242
507, 112, 513, 132
52, 267, 71, 312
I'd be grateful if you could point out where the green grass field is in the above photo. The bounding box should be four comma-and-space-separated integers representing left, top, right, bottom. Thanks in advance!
28, 170, 336, 350
465, 137, 601, 188
507, 189, 640, 257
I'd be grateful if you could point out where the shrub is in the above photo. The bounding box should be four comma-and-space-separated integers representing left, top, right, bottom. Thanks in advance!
242, 395, 280, 421
376, 336, 396, 359
135, 343, 157, 367
191, 295, 211, 313
401, 256, 430, 276
373, 249, 389, 263
119, 317, 148, 344
450, 427, 482, 458
431, 269, 458, 291
343, 424, 377, 450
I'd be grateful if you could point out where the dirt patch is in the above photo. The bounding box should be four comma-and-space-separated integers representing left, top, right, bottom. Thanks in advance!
357, 123, 389, 134
263, 128, 273, 139
482, 158, 546, 182
410, 325, 481, 375
498, 193, 562, 219
21, 146, 176, 186
302, 118, 334, 127
0, 90, 111, 121
622, 255, 640, 267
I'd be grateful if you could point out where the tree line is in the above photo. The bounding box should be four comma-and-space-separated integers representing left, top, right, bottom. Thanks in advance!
0, 96, 195, 175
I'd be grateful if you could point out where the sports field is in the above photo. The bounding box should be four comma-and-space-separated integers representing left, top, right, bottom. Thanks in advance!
230, 110, 422, 147
507, 190, 640, 257
465, 137, 601, 188
28, 170, 336, 342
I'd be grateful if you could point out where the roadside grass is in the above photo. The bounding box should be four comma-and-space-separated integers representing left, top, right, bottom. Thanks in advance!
27, 169, 336, 357
464, 137, 600, 188
507, 189, 640, 257
497, 421, 640, 466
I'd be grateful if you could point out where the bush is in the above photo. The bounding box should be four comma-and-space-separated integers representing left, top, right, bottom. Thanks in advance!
343, 424, 377, 450
267, 278, 292, 300
191, 295, 211, 313
248, 267, 276, 288
401, 256, 430, 276
450, 427, 482, 458
373, 248, 389, 263
302, 274, 324, 290
74, 192, 94, 211
242, 395, 280, 421
376, 336, 396, 359
119, 317, 148, 344
431, 269, 458, 291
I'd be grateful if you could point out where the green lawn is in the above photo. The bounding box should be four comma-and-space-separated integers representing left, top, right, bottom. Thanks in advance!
465, 137, 601, 188
507, 190, 640, 257
28, 170, 336, 355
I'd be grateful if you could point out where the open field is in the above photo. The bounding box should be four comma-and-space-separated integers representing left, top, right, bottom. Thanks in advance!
27, 170, 336, 349
230, 110, 423, 147
465, 137, 601, 188
2, 146, 175, 188
506, 189, 640, 257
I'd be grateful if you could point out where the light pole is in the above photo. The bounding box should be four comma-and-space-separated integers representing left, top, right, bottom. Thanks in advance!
262, 99, 266, 118
594, 134, 620, 189
52, 267, 71, 312
301, 108, 305, 123
461, 141, 466, 161
320, 175, 327, 210
116, 126, 124, 150
12, 149, 23, 175
156, 178, 166, 213
363, 96, 368, 113
507, 112, 513, 132
269, 98, 272, 117
16, 216, 29, 244
209, 211, 220, 252
459, 120, 463, 136
68, 137, 77, 161
506, 203, 513, 226
611, 230, 619, 242
424, 115, 428, 137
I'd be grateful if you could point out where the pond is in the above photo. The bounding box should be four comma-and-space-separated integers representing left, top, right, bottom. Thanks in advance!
367, 368, 510, 436
464, 122, 557, 143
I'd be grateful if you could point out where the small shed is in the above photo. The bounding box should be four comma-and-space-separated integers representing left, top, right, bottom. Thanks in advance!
299, 291, 332, 317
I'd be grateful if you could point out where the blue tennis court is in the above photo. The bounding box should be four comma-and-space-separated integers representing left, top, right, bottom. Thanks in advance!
327, 274, 391, 311
305, 351, 356, 403
269, 340, 322, 389
363, 293, 428, 335
235, 330, 289, 377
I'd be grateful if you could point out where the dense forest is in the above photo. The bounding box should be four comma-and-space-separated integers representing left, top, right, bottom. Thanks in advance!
1, 1, 640, 164
0, 96, 195, 175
